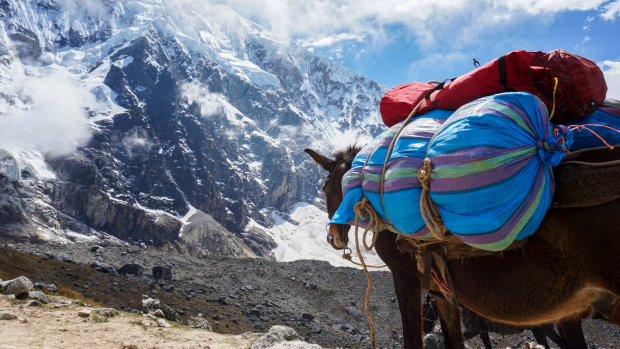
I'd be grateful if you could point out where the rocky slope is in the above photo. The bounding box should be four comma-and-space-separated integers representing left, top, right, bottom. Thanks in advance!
0, 0, 387, 257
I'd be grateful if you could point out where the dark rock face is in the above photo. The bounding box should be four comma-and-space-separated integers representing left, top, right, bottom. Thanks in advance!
152, 266, 172, 281
117, 258, 145, 276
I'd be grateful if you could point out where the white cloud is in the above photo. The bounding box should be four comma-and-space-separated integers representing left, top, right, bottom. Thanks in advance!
0, 73, 92, 156
218, 0, 609, 51
601, 0, 620, 20
587, 15, 595, 21
583, 25, 590, 30
180, 81, 224, 119
122, 127, 152, 157
300, 33, 366, 48
495, 0, 607, 15
582, 36, 591, 43
601, 60, 620, 98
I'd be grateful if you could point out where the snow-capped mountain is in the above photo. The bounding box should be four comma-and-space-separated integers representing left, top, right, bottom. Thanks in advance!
0, 0, 386, 265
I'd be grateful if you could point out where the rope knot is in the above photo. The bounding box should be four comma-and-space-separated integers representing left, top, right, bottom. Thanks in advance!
417, 158, 433, 191
418, 157, 448, 239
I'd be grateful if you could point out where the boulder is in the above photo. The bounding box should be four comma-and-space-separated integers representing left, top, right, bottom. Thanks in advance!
117, 258, 144, 276
78, 310, 92, 317
141, 298, 179, 322
346, 306, 360, 319
90, 260, 117, 274
2, 276, 33, 296
157, 318, 171, 328
152, 266, 172, 281
151, 309, 165, 318
250, 326, 322, 349
0, 311, 17, 320
26, 300, 41, 307
27, 290, 49, 304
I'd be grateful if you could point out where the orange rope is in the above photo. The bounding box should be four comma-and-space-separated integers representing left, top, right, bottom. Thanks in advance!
569, 124, 620, 150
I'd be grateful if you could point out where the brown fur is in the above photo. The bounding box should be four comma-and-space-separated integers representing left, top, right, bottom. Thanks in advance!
305, 146, 620, 349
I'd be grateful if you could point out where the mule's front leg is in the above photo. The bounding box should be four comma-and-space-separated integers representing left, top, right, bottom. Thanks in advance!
375, 231, 424, 348
433, 292, 465, 349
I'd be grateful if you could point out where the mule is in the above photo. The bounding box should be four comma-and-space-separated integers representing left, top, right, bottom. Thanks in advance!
423, 295, 566, 349
305, 146, 620, 349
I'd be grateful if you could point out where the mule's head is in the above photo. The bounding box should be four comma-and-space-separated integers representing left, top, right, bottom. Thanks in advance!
304, 145, 361, 250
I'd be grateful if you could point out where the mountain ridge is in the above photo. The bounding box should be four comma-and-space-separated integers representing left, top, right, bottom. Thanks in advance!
0, 0, 387, 263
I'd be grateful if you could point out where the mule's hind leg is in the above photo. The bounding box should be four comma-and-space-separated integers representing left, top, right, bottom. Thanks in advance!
530, 327, 551, 349
432, 292, 465, 349
479, 332, 493, 349
557, 316, 587, 349
374, 231, 424, 349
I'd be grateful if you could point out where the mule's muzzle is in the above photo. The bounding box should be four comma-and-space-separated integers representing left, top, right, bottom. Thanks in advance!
327, 223, 350, 250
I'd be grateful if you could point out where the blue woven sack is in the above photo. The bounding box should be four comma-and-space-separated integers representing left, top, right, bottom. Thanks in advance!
426, 92, 572, 251
330, 110, 453, 236
565, 99, 620, 151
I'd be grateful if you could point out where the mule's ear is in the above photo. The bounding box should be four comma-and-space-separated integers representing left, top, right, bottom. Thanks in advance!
304, 148, 335, 172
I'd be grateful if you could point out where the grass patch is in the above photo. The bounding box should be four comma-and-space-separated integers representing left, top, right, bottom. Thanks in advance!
55, 286, 103, 307
91, 313, 109, 323
131, 320, 147, 330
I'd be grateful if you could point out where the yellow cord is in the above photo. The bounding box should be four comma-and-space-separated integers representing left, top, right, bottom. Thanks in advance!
549, 77, 558, 120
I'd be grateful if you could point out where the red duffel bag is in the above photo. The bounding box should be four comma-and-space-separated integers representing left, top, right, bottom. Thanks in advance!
533, 49, 607, 120
380, 50, 561, 127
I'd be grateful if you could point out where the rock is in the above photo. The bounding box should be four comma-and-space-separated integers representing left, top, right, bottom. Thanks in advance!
91, 246, 100, 252
341, 324, 358, 335
90, 260, 117, 274
27, 290, 49, 304
141, 298, 179, 322
151, 309, 165, 318
424, 333, 445, 349
249, 308, 261, 316
157, 318, 172, 327
2, 276, 33, 296
18, 317, 27, 323
117, 258, 145, 276
310, 324, 322, 334
33, 282, 47, 290
96, 308, 118, 317
47, 284, 57, 293
346, 306, 360, 319
54, 254, 74, 263
302, 313, 315, 321
152, 266, 172, 280
78, 310, 92, 317
162, 285, 174, 292
0, 311, 17, 320
250, 326, 322, 349
5, 295, 15, 300
26, 300, 41, 307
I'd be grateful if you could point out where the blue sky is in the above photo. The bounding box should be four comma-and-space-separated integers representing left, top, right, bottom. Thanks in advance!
319, 10, 620, 88
221, 0, 620, 96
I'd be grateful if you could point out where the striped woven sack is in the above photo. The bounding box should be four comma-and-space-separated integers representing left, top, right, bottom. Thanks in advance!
565, 99, 620, 151
426, 92, 572, 251
330, 110, 453, 236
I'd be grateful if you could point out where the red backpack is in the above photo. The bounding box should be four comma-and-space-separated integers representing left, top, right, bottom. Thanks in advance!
380, 49, 606, 126
533, 49, 607, 120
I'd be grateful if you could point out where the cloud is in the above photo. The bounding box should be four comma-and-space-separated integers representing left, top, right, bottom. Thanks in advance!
0, 73, 92, 156
300, 33, 366, 48
601, 0, 620, 20
582, 36, 591, 43
122, 127, 152, 157
601, 60, 620, 98
180, 81, 224, 118
216, 0, 610, 51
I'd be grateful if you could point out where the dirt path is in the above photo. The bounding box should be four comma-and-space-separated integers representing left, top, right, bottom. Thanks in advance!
0, 297, 256, 349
